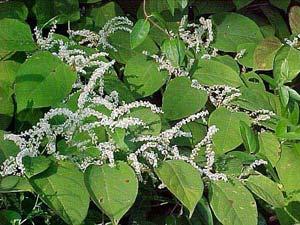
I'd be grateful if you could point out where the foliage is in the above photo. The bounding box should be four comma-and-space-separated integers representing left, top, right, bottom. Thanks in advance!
0, 0, 300, 225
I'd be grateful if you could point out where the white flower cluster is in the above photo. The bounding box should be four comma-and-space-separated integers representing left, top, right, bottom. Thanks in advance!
0, 58, 162, 176
178, 15, 218, 59
191, 79, 241, 110
249, 159, 268, 169
69, 16, 133, 51
285, 34, 300, 48
143, 51, 189, 77
129, 111, 227, 181
34, 17, 132, 77
179, 16, 214, 52
249, 110, 276, 125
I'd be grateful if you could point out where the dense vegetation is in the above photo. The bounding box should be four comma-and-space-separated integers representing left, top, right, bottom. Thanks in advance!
0, 0, 300, 224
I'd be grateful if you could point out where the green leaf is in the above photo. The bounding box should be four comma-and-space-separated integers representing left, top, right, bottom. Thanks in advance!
23, 156, 52, 178
240, 121, 259, 153
289, 6, 300, 34
162, 38, 186, 67
130, 19, 151, 49
108, 31, 158, 64
208, 107, 250, 154
261, 6, 290, 40
279, 86, 290, 107
89, 2, 123, 28
0, 60, 20, 85
276, 143, 300, 224
0, 131, 19, 164
34, 0, 80, 25
0, 1, 28, 21
127, 107, 161, 136
253, 37, 282, 71
162, 77, 208, 120
0, 210, 21, 225
85, 162, 138, 225
273, 46, 300, 84
245, 174, 285, 208
276, 143, 300, 194
269, 0, 290, 12
212, 13, 263, 52
0, 81, 14, 116
15, 51, 77, 112
192, 59, 243, 87
30, 161, 90, 225
167, 0, 175, 15
124, 55, 168, 97
104, 75, 136, 103
155, 160, 203, 217
258, 132, 281, 167
209, 179, 258, 225
0, 176, 32, 193
233, 0, 255, 9
189, 198, 214, 225
0, 18, 36, 52
236, 43, 256, 68
241, 72, 265, 90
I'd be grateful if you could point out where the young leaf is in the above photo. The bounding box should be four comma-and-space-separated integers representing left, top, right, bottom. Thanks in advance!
155, 160, 203, 217
30, 161, 90, 225
161, 38, 186, 67
130, 19, 150, 49
240, 121, 259, 153
84, 162, 138, 225
279, 86, 290, 107
245, 174, 285, 208
209, 179, 258, 225
274, 46, 300, 84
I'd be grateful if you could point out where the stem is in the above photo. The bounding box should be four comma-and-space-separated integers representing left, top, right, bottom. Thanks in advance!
142, 0, 171, 37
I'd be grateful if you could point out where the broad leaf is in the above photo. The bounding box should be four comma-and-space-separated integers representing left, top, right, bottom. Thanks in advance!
245, 174, 285, 208
258, 132, 281, 167
161, 38, 185, 67
30, 161, 90, 225
34, 0, 80, 25
0, 1, 28, 21
253, 37, 282, 71
212, 13, 263, 52
192, 59, 243, 87
155, 160, 203, 217
208, 107, 250, 154
124, 55, 168, 98
289, 6, 300, 34
273, 46, 300, 84
15, 51, 77, 112
85, 162, 138, 225
23, 156, 52, 178
209, 179, 258, 225
130, 19, 151, 49
162, 77, 208, 120
240, 121, 259, 153
0, 18, 36, 52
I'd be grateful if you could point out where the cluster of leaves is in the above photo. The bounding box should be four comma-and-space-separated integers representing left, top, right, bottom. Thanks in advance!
0, 0, 300, 225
